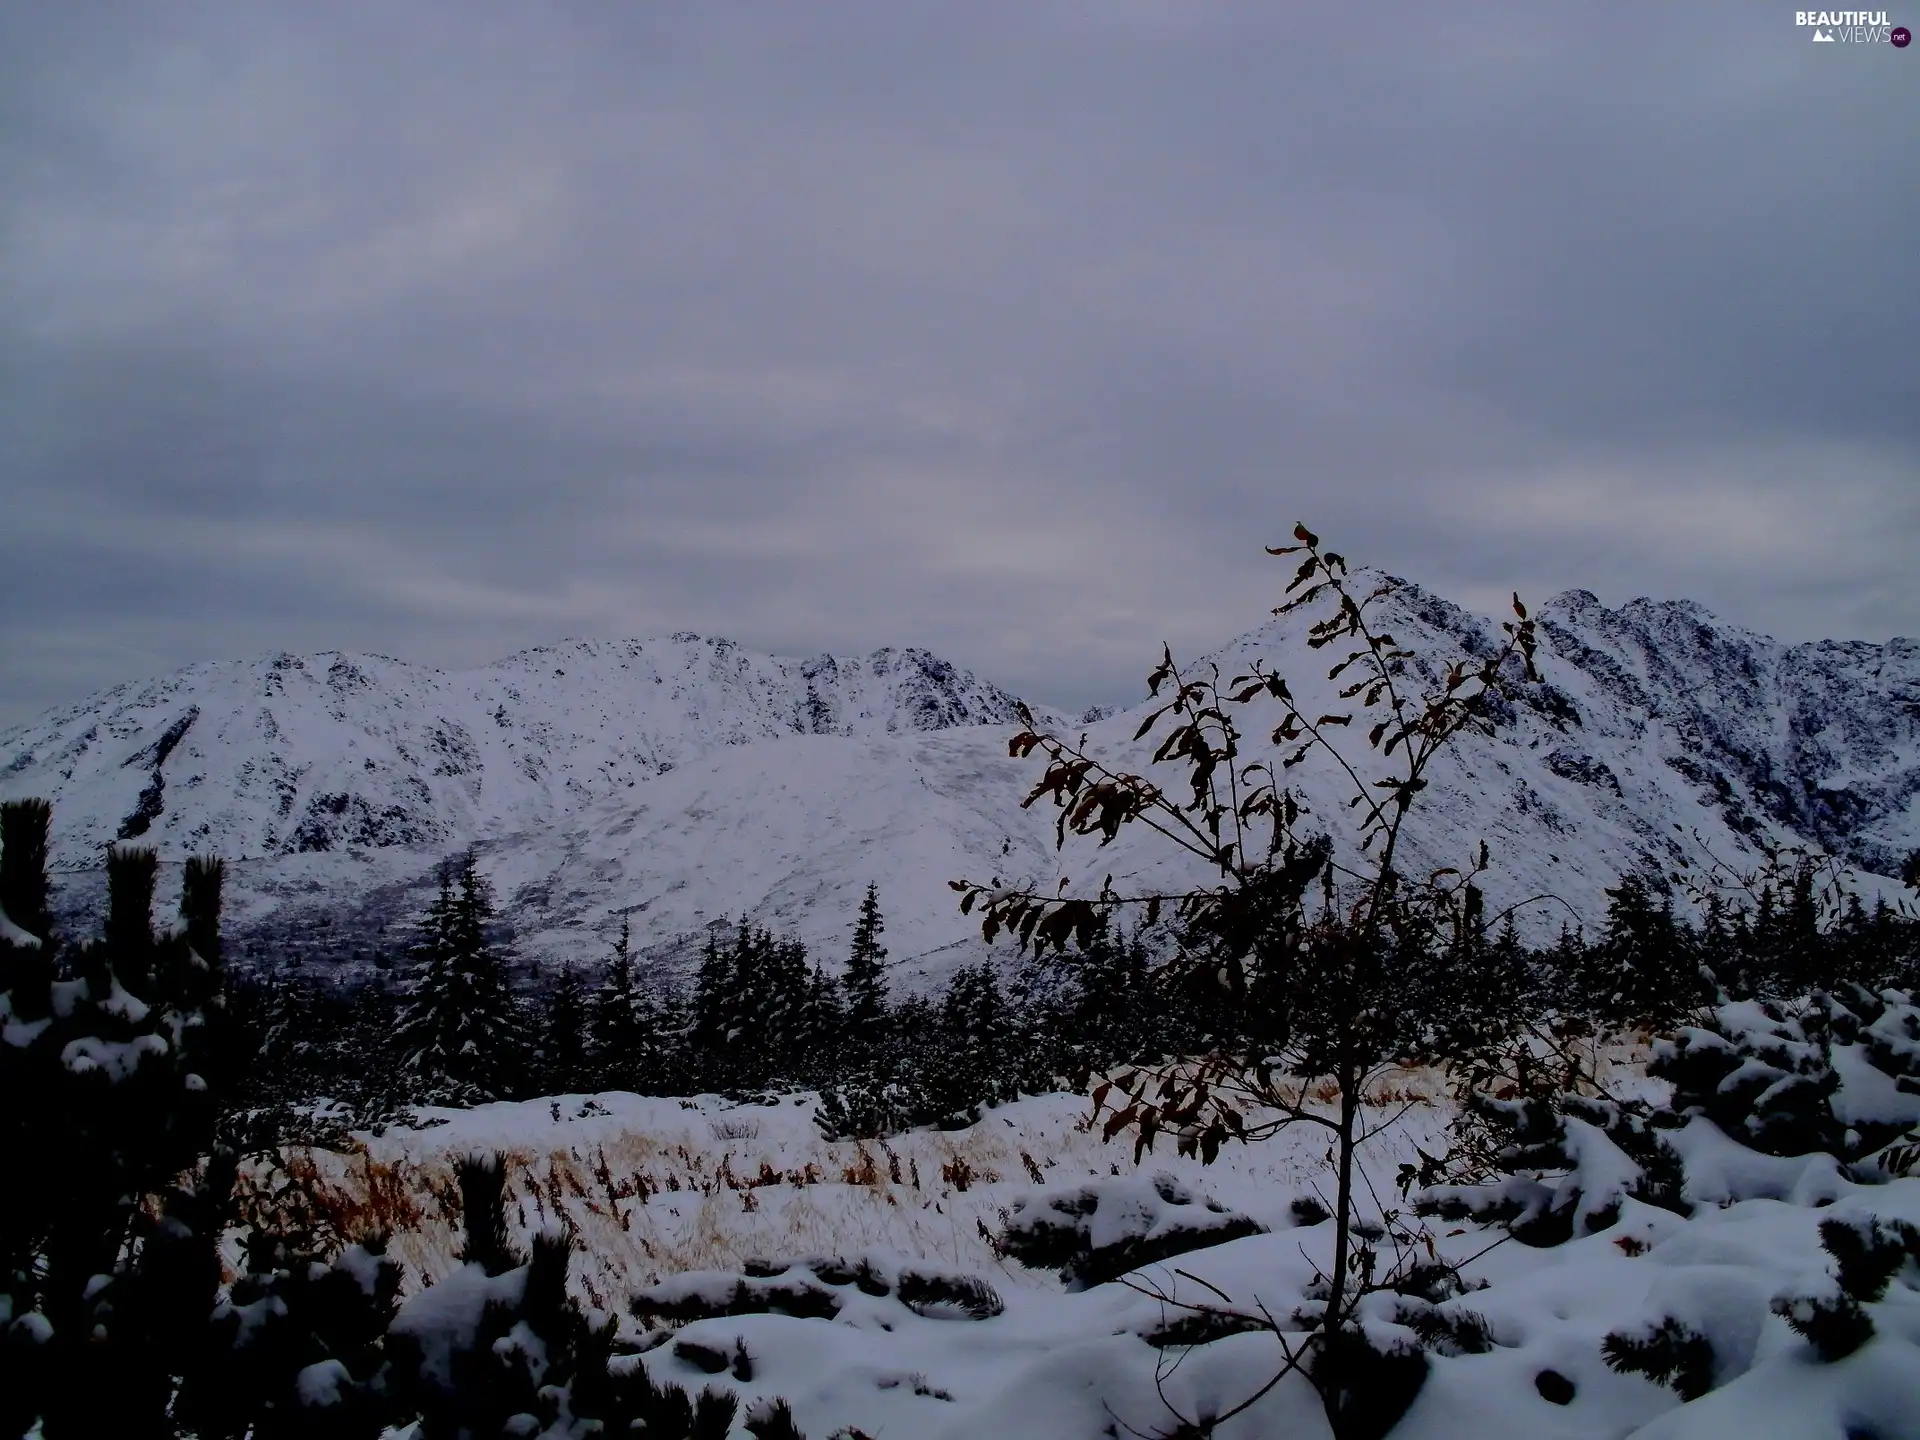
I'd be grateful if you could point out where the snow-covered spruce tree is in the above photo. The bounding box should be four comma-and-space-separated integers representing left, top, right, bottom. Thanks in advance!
589, 917, 681, 1095
1534, 920, 1592, 1018
392, 851, 522, 1107
1020, 916, 1170, 1090
796, 960, 847, 1089
744, 931, 814, 1089
689, 923, 743, 1090
843, 882, 889, 1039
323, 975, 418, 1137
1867, 882, 1920, 990
240, 954, 336, 1111
690, 920, 819, 1094
815, 888, 920, 1140
815, 989, 937, 1142
1583, 872, 1706, 1031
0, 800, 230, 1438
924, 961, 1021, 1122
539, 962, 592, 1095
590, 918, 642, 1086
817, 951, 1038, 1140
1759, 859, 1827, 994
953, 530, 1544, 1439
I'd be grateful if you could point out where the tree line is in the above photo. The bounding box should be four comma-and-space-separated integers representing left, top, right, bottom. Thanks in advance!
221, 840, 1920, 1144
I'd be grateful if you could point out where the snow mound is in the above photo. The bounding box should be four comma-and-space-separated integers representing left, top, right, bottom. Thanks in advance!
999, 1171, 1266, 1290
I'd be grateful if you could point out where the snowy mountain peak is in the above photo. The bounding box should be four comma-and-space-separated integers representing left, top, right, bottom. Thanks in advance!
0, 636, 1052, 867
1131, 573, 1915, 909
2, 582, 1912, 983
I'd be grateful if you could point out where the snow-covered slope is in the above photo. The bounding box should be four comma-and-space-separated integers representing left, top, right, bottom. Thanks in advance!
283, 1081, 1920, 1440
1111, 576, 1920, 929
0, 635, 1056, 864
3, 582, 1914, 980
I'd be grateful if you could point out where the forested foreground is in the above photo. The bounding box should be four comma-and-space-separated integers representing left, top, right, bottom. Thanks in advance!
6, 541, 1920, 1439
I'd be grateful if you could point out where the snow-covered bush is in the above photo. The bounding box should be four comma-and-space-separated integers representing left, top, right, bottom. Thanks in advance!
813, 1065, 927, 1142
1311, 1324, 1432, 1440
1, 799, 231, 1438
1599, 1315, 1717, 1402
374, 1150, 813, 1438
1419, 1092, 1685, 1245
178, 1230, 404, 1439
1653, 985, 1920, 1166
998, 1172, 1264, 1290
1420, 976, 1920, 1427
1434, 986, 1920, 1233
632, 1252, 1004, 1331
1766, 1214, 1920, 1364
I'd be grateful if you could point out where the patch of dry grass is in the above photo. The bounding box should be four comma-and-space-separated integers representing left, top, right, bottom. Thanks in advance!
243, 1052, 1653, 1315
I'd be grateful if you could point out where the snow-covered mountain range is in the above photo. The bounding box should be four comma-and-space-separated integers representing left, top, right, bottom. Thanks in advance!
3, 581, 1915, 985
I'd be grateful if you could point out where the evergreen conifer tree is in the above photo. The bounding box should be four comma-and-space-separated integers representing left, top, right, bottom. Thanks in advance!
393, 851, 518, 1106
1042, 918, 1162, 1085
689, 923, 739, 1089
338, 974, 415, 1133
754, 934, 813, 1086
923, 962, 1018, 1121
687, 920, 819, 1092
844, 883, 890, 1038
1540, 922, 1587, 1015
540, 964, 591, 1094
590, 918, 665, 1093
798, 963, 847, 1087
1589, 874, 1698, 1030
255, 955, 323, 1103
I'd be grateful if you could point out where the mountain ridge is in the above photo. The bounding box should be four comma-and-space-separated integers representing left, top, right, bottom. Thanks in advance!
0, 633, 1075, 867
3, 578, 1914, 984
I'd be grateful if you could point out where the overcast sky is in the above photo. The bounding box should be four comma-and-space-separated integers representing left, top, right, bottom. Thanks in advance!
2, 2, 1914, 727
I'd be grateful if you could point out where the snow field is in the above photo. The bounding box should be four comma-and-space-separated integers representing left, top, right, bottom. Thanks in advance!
232, 1038, 1920, 1439
269, 1082, 1455, 1314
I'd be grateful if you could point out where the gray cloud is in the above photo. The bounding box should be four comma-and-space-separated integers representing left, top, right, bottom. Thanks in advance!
3, 1, 1915, 727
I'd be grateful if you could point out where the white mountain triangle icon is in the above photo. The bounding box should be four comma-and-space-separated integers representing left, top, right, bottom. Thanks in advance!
1812, 28, 1836, 39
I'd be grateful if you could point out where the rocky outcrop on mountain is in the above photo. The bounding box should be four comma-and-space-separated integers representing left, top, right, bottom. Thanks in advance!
1514, 589, 1918, 878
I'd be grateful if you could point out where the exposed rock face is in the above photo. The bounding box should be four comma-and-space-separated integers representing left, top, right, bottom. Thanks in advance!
1525, 591, 1919, 879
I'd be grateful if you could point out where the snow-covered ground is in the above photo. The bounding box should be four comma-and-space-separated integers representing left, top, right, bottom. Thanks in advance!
275, 1058, 1920, 1440
279, 1078, 1454, 1312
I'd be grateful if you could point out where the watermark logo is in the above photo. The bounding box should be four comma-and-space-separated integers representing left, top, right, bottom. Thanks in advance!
1797, 8, 1904, 40
1795, 10, 1902, 41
